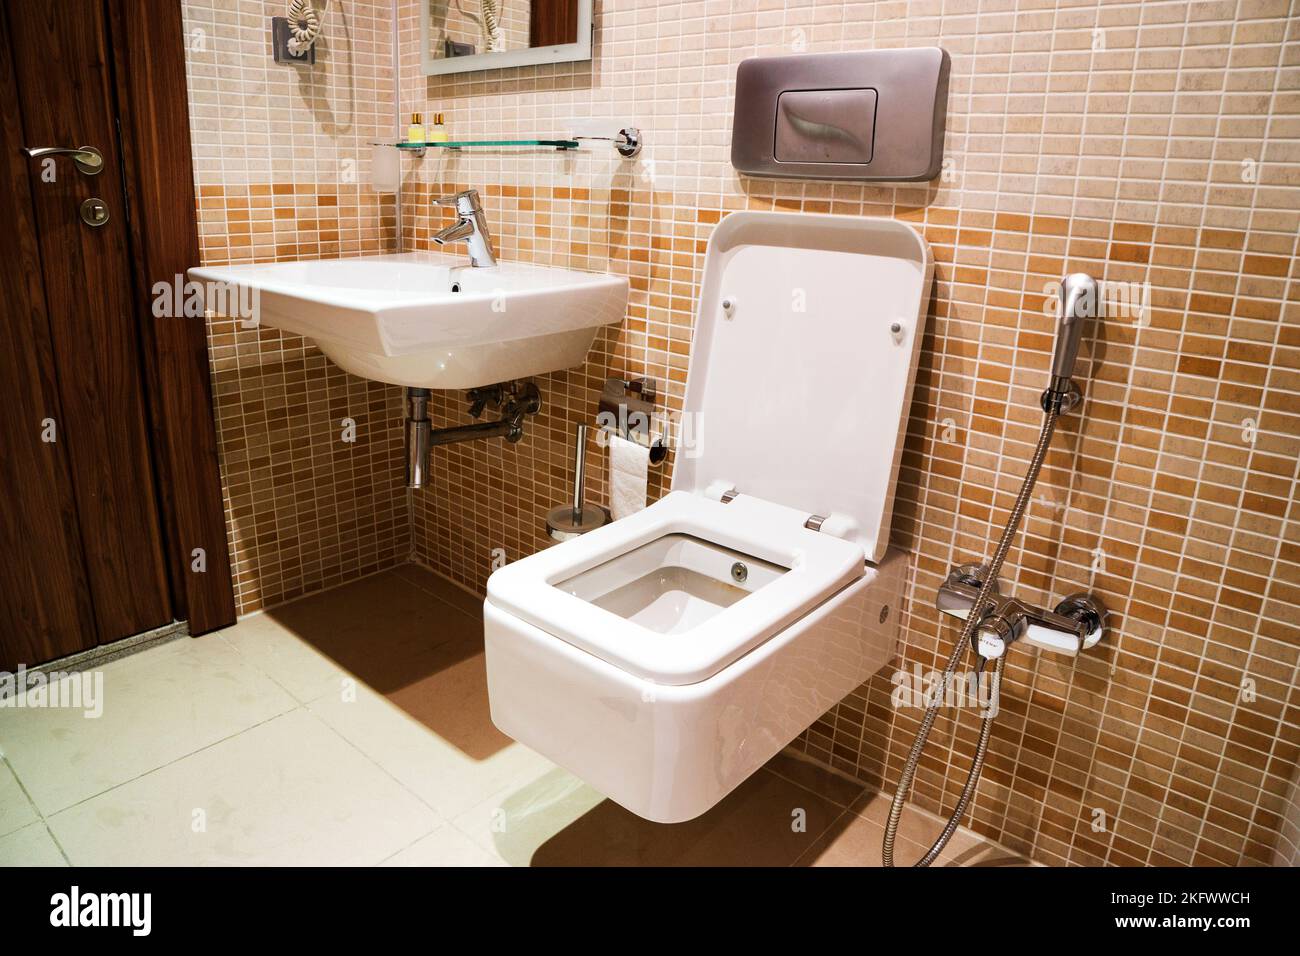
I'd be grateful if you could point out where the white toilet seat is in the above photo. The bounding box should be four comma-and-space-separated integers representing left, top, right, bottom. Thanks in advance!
483, 212, 932, 822
486, 490, 867, 686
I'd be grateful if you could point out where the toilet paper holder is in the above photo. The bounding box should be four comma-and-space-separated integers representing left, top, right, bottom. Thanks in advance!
597, 377, 668, 466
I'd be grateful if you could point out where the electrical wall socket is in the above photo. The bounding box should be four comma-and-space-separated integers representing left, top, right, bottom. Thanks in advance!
271, 16, 315, 66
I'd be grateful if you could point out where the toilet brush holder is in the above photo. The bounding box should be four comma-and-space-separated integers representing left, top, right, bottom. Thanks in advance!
546, 424, 610, 541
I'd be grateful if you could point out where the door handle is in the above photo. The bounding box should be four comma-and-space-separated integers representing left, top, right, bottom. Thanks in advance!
22, 145, 103, 175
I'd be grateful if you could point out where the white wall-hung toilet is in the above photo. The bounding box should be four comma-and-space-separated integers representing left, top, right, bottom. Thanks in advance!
484, 211, 933, 823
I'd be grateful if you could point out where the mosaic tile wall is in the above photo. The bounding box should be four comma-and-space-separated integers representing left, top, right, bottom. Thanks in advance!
183, 0, 407, 613
395, 0, 1300, 866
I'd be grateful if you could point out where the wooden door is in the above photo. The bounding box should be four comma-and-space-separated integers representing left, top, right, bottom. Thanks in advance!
0, 1, 174, 667
0, 9, 99, 666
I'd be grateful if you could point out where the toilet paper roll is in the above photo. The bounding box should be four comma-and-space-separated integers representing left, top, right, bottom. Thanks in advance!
608, 434, 649, 520
370, 144, 399, 193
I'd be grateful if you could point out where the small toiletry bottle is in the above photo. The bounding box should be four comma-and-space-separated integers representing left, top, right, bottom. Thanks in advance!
406, 112, 424, 145
428, 112, 448, 143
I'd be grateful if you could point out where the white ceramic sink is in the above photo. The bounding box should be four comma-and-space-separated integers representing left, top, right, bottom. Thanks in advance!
189, 252, 628, 389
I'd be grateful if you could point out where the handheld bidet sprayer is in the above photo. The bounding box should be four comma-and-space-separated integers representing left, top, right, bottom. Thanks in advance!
884, 270, 1107, 868
1043, 273, 1098, 411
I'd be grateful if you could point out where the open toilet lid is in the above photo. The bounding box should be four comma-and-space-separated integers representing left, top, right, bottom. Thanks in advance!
671, 212, 933, 563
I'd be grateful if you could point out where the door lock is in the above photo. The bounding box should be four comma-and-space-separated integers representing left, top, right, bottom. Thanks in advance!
79, 197, 110, 227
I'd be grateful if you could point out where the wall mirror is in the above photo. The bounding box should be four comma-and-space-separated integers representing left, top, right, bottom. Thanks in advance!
421, 0, 592, 76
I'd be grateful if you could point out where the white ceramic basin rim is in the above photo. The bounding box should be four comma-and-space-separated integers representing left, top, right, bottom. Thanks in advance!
188, 252, 629, 389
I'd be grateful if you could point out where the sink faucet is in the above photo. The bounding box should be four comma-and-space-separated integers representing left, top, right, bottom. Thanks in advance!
432, 189, 497, 267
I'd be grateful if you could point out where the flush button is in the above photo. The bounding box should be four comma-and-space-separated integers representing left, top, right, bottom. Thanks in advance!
775, 89, 878, 165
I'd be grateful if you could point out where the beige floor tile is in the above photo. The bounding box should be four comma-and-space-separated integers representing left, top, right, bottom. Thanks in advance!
47, 709, 438, 866
935, 839, 1033, 867
798, 790, 1027, 867
0, 637, 297, 814
0, 761, 38, 838
795, 808, 891, 866
381, 825, 507, 867
765, 749, 870, 808
0, 563, 1038, 867
448, 766, 608, 867
452, 764, 849, 866
240, 564, 554, 823
795, 805, 997, 867
309, 681, 553, 820
0, 823, 66, 866
374, 642, 509, 762
216, 614, 347, 704
851, 790, 985, 858
256, 569, 476, 698
395, 564, 484, 619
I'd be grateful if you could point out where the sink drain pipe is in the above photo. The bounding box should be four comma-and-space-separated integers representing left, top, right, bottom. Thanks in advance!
405, 383, 542, 489
406, 388, 432, 489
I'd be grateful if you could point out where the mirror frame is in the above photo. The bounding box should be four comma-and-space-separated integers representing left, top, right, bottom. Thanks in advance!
421, 1, 593, 77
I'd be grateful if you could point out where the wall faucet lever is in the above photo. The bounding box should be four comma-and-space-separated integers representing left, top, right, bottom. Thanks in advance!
936, 565, 1106, 659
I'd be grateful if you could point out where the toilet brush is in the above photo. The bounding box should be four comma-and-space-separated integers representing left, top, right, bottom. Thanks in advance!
546, 424, 610, 541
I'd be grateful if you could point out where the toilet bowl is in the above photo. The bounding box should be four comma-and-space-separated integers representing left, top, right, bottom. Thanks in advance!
484, 211, 933, 823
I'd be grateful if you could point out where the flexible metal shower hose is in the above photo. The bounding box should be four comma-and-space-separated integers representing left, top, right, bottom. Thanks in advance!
882, 404, 1060, 867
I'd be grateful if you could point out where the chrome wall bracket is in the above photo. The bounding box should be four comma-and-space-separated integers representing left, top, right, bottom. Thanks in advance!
596, 376, 667, 465
1040, 379, 1083, 415
572, 126, 642, 157
936, 562, 1106, 662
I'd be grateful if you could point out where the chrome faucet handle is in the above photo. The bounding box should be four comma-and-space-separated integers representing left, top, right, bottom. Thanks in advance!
965, 593, 1107, 661
936, 563, 1000, 620
431, 188, 496, 266
433, 189, 482, 214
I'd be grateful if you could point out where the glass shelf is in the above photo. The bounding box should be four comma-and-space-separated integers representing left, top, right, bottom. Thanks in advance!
372, 127, 640, 158
389, 138, 579, 151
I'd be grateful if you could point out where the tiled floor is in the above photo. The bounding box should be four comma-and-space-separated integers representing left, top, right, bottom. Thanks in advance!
0, 565, 1025, 867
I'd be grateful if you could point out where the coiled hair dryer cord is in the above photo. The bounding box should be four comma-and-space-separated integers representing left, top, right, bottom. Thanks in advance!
481, 0, 504, 52
287, 0, 325, 56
